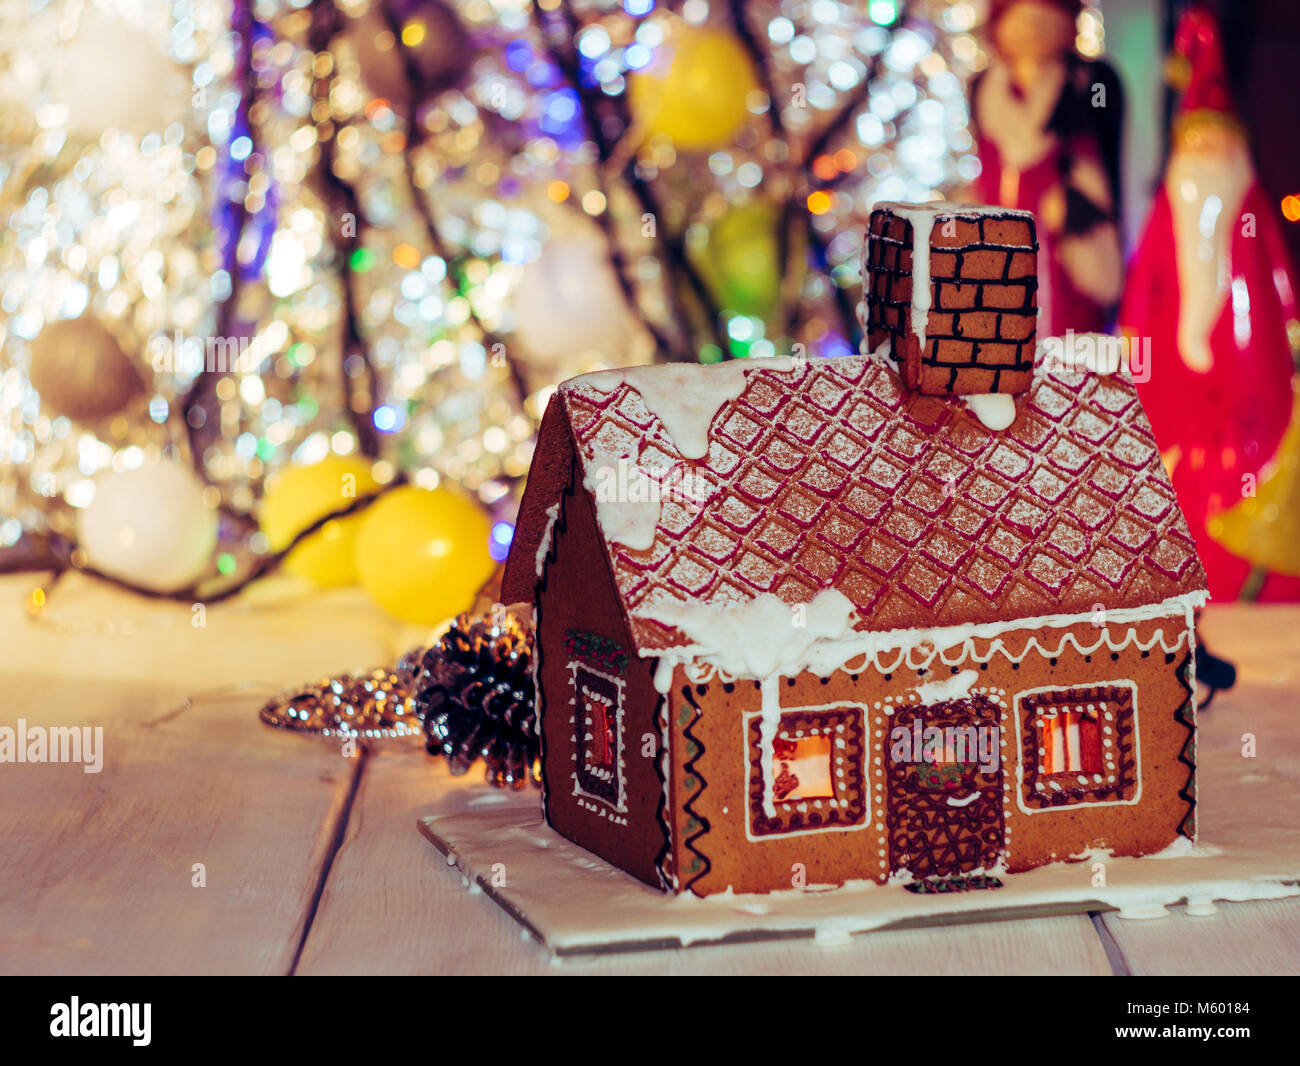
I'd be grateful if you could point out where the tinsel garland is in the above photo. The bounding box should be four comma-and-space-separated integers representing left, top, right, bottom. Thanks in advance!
259, 609, 539, 788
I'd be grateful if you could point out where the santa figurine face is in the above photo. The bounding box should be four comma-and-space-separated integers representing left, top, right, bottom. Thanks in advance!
1175, 116, 1246, 162
992, 0, 1077, 63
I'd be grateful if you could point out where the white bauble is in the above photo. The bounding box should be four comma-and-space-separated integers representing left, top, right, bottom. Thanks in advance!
77, 463, 218, 593
511, 230, 637, 376
49, 9, 184, 140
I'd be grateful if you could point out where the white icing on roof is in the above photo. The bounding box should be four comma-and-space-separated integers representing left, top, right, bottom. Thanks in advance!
643, 592, 1206, 684
581, 450, 661, 551
638, 588, 857, 680
581, 357, 796, 460
963, 392, 1017, 430
1038, 331, 1128, 375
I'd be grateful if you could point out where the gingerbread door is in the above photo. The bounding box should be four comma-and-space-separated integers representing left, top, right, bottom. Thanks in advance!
885, 695, 1005, 880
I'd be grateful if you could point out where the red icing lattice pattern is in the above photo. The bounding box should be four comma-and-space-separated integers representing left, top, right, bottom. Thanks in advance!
556, 355, 1207, 653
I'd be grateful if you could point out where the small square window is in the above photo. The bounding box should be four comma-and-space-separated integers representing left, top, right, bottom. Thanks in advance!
745, 706, 867, 839
583, 691, 618, 771
569, 661, 627, 816
1016, 683, 1138, 810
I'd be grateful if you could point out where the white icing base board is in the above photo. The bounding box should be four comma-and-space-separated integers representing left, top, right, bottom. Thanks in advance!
416, 747, 1300, 957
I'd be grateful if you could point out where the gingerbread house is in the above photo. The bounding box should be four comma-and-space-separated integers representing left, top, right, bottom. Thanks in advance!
502, 204, 1208, 897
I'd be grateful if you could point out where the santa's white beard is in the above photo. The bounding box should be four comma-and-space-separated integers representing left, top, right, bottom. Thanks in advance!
1165, 143, 1253, 372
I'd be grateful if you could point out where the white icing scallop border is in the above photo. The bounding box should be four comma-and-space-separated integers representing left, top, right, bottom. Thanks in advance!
648, 592, 1204, 688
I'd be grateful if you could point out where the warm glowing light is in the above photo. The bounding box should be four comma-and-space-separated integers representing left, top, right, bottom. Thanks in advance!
833, 148, 857, 172
393, 243, 421, 269
1282, 195, 1300, 222
807, 190, 833, 214
401, 20, 427, 47
547, 180, 570, 202
581, 190, 607, 215
812, 155, 838, 181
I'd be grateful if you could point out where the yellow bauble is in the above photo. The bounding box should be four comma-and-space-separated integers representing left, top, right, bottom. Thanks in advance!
628, 28, 759, 151
1208, 383, 1300, 576
260, 456, 380, 588
355, 486, 494, 624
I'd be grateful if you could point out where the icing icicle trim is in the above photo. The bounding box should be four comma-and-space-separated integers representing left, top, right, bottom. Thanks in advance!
638, 590, 858, 680
642, 590, 1207, 684
534, 502, 560, 579
963, 393, 1017, 431
758, 677, 781, 819
581, 447, 661, 551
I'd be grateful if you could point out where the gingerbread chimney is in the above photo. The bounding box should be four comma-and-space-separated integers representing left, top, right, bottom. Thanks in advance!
863, 201, 1039, 396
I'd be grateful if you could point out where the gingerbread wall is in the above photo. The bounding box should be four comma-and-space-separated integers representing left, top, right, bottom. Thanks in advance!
535, 462, 671, 890
666, 614, 1194, 896
865, 207, 1039, 396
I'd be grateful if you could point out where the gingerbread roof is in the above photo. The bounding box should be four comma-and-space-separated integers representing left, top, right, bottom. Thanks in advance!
503, 352, 1208, 656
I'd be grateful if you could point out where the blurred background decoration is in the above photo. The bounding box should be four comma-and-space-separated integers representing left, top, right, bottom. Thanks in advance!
1, 0, 1297, 625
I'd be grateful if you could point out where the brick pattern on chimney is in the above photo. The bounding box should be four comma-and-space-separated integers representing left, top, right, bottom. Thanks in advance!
865, 206, 1039, 396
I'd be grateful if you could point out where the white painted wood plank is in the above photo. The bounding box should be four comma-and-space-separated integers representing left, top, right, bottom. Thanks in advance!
0, 675, 355, 975
1102, 603, 1300, 975
1103, 900, 1300, 976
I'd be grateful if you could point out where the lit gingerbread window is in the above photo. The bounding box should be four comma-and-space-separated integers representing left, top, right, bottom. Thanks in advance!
1035, 706, 1102, 777
583, 685, 617, 769
569, 657, 629, 816
1016, 683, 1138, 810
746, 706, 867, 839
565, 633, 628, 818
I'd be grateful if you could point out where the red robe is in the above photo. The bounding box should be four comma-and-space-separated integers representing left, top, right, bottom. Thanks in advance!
971, 55, 1125, 337
1120, 180, 1299, 599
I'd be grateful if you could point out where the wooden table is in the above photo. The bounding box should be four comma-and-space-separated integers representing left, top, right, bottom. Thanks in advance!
2, 573, 1298, 975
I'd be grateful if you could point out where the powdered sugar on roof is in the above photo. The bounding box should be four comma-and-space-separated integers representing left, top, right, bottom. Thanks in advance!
574, 357, 796, 459
548, 349, 1207, 655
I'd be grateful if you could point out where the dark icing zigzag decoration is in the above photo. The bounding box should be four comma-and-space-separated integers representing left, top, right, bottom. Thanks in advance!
1174, 649, 1198, 840
679, 684, 712, 896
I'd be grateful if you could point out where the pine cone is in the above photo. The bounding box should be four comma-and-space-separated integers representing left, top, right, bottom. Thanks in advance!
412, 612, 539, 790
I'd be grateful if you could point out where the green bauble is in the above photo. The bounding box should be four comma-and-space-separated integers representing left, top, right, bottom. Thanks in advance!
697, 201, 782, 319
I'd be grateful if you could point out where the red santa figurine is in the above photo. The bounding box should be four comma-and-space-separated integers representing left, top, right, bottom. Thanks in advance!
969, 0, 1125, 335
1119, 6, 1300, 603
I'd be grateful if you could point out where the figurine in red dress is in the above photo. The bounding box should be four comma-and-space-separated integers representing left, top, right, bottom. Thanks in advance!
969, 0, 1125, 336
